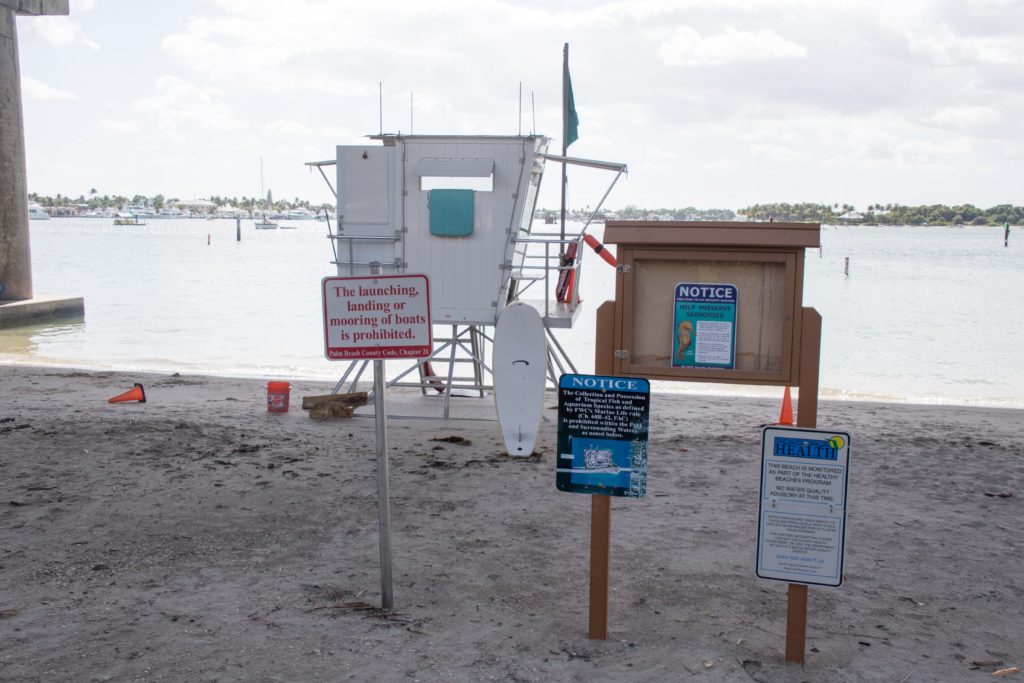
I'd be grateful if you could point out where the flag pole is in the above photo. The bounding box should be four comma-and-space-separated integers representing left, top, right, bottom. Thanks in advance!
560, 43, 569, 254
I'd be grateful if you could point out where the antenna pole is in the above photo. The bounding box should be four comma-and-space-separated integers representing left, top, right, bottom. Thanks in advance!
518, 82, 522, 136
379, 82, 383, 135
410, 91, 414, 134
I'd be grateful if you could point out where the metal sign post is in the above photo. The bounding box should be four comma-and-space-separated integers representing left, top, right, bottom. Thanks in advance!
321, 268, 432, 610
373, 353, 393, 609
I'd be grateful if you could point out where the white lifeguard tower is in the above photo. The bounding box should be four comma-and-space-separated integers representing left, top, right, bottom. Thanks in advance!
308, 133, 625, 415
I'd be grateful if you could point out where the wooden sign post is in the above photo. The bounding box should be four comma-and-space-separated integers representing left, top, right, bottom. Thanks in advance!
588, 495, 611, 639
555, 365, 650, 641
756, 309, 851, 664
591, 303, 616, 640
589, 222, 836, 659
788, 308, 820, 664
785, 583, 809, 664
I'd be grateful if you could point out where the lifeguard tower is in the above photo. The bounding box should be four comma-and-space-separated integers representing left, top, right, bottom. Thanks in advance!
308, 133, 625, 414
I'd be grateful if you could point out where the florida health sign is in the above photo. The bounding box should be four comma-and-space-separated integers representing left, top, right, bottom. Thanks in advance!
757, 426, 851, 587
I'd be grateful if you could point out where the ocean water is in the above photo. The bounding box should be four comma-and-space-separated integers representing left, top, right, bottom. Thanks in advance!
2, 218, 1022, 408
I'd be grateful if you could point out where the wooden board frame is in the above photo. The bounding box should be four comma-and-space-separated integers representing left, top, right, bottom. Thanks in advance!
611, 246, 805, 386
600, 220, 819, 387
603, 220, 820, 249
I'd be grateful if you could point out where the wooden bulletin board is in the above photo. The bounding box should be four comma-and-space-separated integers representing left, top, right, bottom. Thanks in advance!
602, 221, 820, 386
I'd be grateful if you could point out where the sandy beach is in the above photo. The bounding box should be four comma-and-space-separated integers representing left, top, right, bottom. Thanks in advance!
1, 364, 1022, 682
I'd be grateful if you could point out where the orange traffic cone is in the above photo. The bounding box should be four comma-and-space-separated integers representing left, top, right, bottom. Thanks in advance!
777, 386, 794, 425
108, 383, 146, 404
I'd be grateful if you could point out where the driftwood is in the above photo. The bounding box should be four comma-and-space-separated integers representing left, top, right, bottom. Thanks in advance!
309, 402, 355, 420
301, 392, 368, 410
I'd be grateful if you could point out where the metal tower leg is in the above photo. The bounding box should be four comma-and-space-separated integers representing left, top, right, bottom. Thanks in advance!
544, 324, 578, 377
470, 325, 486, 398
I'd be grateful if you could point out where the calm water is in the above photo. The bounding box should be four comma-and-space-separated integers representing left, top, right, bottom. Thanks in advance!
3, 218, 1022, 408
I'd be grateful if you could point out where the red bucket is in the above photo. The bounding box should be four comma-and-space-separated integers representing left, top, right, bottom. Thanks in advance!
266, 381, 291, 413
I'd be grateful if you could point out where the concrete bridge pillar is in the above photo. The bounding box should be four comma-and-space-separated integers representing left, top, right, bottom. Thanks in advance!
0, 4, 32, 301
0, 1, 82, 329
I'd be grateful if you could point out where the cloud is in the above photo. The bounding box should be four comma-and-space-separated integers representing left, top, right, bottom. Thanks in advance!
99, 118, 141, 134
27, 16, 100, 49
658, 26, 807, 66
894, 137, 972, 167
260, 120, 364, 146
749, 143, 805, 161
924, 106, 1000, 128
21, 76, 77, 100
704, 158, 736, 172
262, 120, 314, 136
906, 26, 1018, 65
133, 76, 244, 139
159, 5, 398, 96
727, 108, 982, 171
318, 125, 359, 139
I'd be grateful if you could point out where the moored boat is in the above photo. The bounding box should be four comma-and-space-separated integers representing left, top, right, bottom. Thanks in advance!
254, 157, 278, 229
254, 213, 278, 229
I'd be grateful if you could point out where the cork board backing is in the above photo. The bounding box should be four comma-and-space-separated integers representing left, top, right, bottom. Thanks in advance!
615, 248, 801, 384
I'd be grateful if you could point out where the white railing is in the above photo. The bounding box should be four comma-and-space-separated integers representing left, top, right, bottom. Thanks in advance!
508, 234, 584, 323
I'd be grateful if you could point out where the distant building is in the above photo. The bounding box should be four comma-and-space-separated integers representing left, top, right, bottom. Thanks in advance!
215, 205, 248, 219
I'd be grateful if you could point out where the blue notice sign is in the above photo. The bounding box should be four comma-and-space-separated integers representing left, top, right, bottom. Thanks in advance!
556, 374, 650, 497
672, 282, 738, 369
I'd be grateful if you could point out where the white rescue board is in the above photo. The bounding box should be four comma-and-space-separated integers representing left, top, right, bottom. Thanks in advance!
493, 303, 548, 456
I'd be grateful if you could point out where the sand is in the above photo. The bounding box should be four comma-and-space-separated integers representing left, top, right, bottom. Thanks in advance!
1, 364, 1022, 682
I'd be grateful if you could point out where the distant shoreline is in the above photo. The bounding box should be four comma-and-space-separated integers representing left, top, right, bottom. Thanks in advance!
29, 196, 1022, 228
27, 213, 1019, 228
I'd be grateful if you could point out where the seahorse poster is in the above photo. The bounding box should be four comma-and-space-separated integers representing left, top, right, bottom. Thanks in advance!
672, 282, 737, 369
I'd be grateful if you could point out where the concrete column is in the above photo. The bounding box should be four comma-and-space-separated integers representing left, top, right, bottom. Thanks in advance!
0, 5, 32, 301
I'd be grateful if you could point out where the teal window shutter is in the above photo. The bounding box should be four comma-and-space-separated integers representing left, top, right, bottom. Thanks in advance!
428, 189, 474, 237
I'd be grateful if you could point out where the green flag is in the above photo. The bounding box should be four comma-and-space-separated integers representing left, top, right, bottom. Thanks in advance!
564, 44, 579, 148
566, 68, 579, 147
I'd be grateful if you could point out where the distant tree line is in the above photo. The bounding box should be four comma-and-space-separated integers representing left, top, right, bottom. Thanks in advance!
28, 190, 332, 214
615, 205, 738, 221
737, 203, 1023, 226
28, 193, 1022, 226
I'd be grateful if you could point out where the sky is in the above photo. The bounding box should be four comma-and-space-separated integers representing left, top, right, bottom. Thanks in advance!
15, 0, 1024, 212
